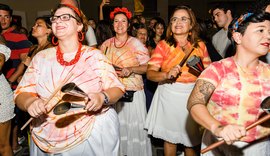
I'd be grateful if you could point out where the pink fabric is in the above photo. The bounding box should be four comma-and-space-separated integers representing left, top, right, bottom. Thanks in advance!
199, 57, 270, 142
14, 46, 124, 153
100, 36, 149, 90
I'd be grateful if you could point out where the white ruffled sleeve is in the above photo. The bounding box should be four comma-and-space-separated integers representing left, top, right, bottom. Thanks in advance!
0, 44, 11, 61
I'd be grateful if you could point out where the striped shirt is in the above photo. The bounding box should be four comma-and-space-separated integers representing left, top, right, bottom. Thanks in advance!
2, 27, 32, 79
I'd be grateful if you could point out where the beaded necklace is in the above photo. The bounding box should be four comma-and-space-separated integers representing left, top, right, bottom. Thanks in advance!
114, 36, 129, 48
56, 43, 82, 66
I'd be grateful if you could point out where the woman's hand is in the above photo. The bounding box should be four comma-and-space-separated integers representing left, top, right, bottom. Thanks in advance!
100, 0, 110, 8
119, 67, 133, 78
27, 98, 47, 118
85, 93, 104, 112
166, 65, 181, 79
22, 56, 31, 67
212, 124, 246, 145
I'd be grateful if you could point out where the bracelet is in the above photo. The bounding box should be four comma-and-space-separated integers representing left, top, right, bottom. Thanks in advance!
101, 92, 110, 105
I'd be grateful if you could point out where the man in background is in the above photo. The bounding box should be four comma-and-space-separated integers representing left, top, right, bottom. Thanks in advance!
210, 3, 234, 58
0, 3, 32, 154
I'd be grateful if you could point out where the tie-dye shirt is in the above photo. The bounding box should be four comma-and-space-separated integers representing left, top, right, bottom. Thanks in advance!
100, 36, 150, 90
148, 40, 211, 83
14, 46, 125, 153
199, 57, 270, 142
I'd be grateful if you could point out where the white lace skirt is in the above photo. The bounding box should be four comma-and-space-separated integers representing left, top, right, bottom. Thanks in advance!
0, 74, 15, 123
145, 82, 202, 147
115, 90, 152, 156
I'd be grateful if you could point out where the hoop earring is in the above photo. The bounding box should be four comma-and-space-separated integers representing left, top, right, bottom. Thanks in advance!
78, 31, 84, 42
52, 36, 58, 46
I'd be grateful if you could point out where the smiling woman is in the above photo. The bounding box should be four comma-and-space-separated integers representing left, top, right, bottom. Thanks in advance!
14, 3, 124, 156
188, 11, 270, 156
144, 5, 211, 156
100, 7, 152, 156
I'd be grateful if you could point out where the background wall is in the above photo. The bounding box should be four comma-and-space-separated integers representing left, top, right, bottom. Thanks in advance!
1, 0, 59, 29
0, 0, 256, 30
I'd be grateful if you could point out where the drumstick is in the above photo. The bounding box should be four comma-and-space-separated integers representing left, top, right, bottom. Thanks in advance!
201, 113, 270, 154
20, 72, 73, 130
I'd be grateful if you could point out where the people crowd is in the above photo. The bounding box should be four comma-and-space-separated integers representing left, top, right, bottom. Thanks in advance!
0, 0, 270, 156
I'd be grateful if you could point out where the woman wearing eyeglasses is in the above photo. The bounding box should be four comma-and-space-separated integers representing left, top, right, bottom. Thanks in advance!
14, 4, 124, 156
144, 6, 211, 156
100, 7, 152, 156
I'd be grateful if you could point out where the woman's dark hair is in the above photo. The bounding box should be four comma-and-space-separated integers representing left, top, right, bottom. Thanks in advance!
131, 15, 140, 24
35, 16, 53, 42
197, 18, 208, 41
112, 12, 131, 24
248, 0, 270, 12
229, 11, 270, 38
95, 20, 114, 47
136, 23, 148, 32
152, 18, 166, 40
165, 5, 200, 48
36, 16, 52, 29
228, 11, 270, 54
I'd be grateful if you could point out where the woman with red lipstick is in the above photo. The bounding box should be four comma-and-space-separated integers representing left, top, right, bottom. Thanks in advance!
144, 6, 211, 156
14, 4, 124, 156
188, 11, 270, 155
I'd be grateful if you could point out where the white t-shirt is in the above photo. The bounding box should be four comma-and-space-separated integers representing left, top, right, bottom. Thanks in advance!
85, 25, 97, 47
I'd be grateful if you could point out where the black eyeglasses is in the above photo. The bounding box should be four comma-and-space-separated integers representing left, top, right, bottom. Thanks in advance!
50, 14, 79, 23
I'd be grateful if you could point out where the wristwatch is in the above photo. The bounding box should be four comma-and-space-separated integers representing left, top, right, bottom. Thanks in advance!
101, 92, 109, 105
